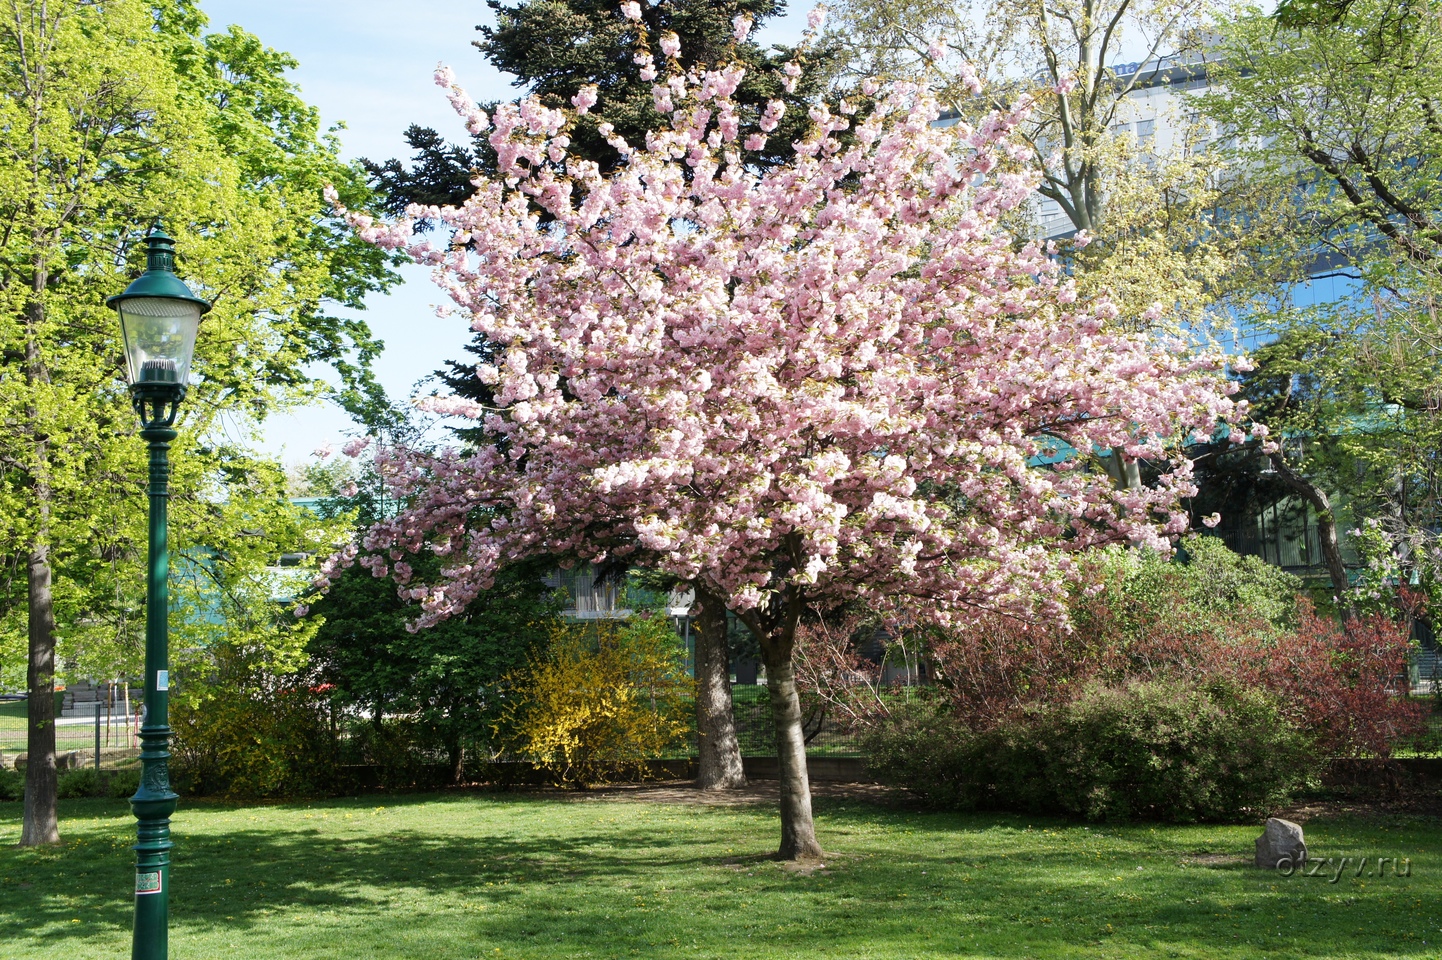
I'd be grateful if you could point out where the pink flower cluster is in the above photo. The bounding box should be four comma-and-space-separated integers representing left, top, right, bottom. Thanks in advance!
324, 36, 1242, 631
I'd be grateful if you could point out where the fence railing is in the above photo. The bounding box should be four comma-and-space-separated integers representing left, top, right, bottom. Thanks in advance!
0, 700, 141, 770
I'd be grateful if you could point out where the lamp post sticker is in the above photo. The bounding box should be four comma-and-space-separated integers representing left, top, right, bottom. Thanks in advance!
136, 871, 163, 896
156, 670, 168, 692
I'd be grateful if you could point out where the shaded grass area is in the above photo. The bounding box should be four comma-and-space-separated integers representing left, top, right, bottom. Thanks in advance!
1, 791, 1439, 959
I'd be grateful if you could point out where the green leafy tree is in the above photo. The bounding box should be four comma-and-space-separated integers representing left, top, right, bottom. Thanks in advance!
1200, 1, 1442, 610
363, 0, 839, 214
0, 0, 397, 845
306, 460, 564, 784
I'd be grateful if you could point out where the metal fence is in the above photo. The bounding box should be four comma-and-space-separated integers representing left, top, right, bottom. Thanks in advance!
0, 699, 141, 770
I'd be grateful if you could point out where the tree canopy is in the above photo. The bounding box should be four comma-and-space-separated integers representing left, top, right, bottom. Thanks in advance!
363, 0, 840, 219
0, 0, 397, 844
326, 23, 1241, 857
1201, 0, 1442, 608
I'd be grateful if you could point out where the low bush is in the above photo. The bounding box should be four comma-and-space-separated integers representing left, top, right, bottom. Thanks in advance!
337, 718, 439, 790
56, 767, 102, 799
170, 645, 337, 799
0, 766, 21, 801
496, 615, 693, 786
107, 768, 142, 799
928, 543, 1423, 757
865, 679, 1311, 822
1035, 681, 1311, 821
860, 696, 984, 810
40, 766, 144, 800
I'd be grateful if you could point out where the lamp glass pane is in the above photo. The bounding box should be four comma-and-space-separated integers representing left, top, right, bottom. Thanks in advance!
118, 297, 202, 386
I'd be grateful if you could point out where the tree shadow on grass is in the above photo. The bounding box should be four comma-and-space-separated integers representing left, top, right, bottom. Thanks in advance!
0, 793, 1436, 958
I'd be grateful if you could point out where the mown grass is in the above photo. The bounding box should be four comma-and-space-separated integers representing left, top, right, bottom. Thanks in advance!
1, 790, 1438, 959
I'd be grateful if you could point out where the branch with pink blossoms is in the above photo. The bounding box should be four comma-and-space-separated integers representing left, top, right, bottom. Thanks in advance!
320, 37, 1246, 636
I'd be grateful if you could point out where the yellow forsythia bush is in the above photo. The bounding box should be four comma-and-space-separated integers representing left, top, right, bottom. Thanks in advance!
497, 614, 693, 785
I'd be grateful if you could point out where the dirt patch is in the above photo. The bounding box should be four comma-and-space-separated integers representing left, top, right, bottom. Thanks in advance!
552, 779, 902, 807
1182, 852, 1249, 868
778, 857, 835, 876
1277, 794, 1442, 822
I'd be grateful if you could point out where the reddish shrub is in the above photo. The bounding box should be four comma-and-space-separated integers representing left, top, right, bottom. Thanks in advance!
929, 586, 1423, 756
1261, 607, 1426, 758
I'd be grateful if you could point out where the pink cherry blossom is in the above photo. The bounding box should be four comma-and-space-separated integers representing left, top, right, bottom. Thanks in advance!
571, 85, 599, 114
963, 62, 986, 95
318, 56, 1241, 862
323, 58, 1242, 638
619, 1, 640, 21
342, 437, 372, 458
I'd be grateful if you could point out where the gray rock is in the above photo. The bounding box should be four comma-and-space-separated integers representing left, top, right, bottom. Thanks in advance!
1255, 817, 1307, 869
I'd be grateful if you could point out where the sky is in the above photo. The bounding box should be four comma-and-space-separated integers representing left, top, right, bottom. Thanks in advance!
198, 0, 814, 464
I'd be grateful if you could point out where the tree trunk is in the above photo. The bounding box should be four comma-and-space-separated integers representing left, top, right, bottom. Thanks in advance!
693, 589, 745, 790
21, 256, 59, 846
21, 539, 60, 846
1270, 452, 1354, 616
760, 626, 823, 861
1105, 446, 1141, 490
448, 737, 464, 786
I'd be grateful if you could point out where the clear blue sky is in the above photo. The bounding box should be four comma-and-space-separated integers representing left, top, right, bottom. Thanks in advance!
197, 0, 812, 463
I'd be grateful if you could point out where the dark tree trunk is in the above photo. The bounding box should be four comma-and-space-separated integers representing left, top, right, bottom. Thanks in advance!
1270, 453, 1354, 616
760, 622, 823, 861
693, 588, 745, 790
448, 737, 464, 786
21, 540, 60, 846
21, 281, 58, 846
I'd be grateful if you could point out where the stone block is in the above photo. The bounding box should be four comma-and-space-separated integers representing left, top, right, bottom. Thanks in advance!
1255, 817, 1306, 869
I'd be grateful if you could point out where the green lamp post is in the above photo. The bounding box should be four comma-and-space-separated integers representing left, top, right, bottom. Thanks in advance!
108, 224, 210, 960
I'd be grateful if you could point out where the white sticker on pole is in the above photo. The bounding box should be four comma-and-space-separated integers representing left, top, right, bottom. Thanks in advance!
156, 670, 169, 692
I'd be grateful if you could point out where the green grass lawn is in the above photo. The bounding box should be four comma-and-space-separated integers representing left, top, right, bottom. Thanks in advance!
1, 790, 1438, 959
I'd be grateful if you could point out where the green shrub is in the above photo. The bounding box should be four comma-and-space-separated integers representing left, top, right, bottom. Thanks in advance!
56, 767, 103, 799
338, 718, 436, 790
1032, 680, 1311, 822
864, 680, 1311, 822
107, 768, 142, 799
0, 767, 22, 801
860, 697, 987, 809
170, 645, 337, 800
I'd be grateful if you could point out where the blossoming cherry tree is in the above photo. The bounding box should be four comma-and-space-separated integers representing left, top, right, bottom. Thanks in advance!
327, 12, 1240, 860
